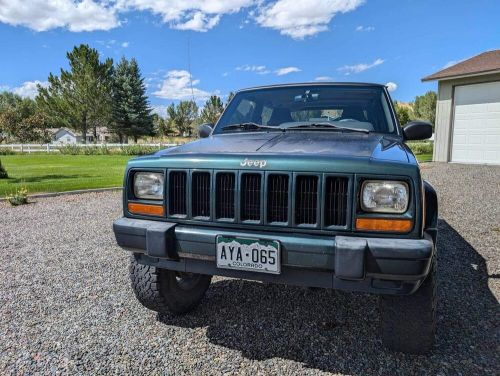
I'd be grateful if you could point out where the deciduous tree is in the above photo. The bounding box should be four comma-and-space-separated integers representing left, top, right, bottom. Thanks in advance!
0, 95, 49, 143
201, 95, 224, 125
394, 101, 414, 126
167, 101, 198, 136
413, 91, 437, 128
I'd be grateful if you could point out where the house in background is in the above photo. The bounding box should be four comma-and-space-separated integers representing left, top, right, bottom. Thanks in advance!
422, 50, 500, 164
50, 127, 120, 144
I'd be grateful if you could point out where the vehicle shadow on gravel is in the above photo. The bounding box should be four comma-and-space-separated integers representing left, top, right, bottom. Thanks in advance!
158, 220, 498, 375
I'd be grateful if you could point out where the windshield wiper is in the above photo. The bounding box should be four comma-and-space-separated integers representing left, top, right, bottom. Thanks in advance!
221, 122, 279, 132
280, 121, 370, 133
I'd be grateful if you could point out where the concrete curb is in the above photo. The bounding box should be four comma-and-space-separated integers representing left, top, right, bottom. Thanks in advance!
0, 187, 123, 202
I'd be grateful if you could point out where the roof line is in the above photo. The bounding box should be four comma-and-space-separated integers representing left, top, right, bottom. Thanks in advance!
422, 67, 500, 82
237, 82, 386, 92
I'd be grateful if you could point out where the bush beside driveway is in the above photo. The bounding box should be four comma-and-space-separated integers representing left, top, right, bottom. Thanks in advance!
0, 163, 498, 375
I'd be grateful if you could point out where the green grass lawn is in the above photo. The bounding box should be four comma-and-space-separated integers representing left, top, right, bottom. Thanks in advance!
0, 154, 131, 197
416, 153, 433, 163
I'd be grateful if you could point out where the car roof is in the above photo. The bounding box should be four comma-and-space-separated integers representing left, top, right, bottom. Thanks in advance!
237, 82, 387, 93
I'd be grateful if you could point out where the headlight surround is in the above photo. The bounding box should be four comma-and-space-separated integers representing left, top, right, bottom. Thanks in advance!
361, 180, 409, 214
133, 172, 164, 200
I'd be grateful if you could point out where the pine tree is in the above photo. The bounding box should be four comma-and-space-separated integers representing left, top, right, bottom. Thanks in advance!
37, 44, 113, 143
111, 58, 154, 143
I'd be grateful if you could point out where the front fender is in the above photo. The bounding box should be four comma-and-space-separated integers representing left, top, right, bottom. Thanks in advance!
423, 180, 438, 243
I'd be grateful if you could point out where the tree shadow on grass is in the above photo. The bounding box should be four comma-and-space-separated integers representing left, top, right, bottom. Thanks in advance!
158, 220, 499, 375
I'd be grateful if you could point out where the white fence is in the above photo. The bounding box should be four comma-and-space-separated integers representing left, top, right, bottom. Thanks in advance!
0, 143, 179, 153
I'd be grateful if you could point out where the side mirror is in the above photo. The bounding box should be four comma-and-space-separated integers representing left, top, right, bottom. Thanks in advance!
403, 121, 433, 141
198, 123, 213, 138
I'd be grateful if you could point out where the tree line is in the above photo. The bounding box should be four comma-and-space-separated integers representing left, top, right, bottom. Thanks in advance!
0, 44, 229, 144
394, 91, 437, 129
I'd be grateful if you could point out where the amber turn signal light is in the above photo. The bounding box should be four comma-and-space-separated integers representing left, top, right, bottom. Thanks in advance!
128, 202, 165, 216
355, 218, 412, 233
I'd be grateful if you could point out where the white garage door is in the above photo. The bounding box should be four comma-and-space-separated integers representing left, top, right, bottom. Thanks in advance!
451, 81, 500, 164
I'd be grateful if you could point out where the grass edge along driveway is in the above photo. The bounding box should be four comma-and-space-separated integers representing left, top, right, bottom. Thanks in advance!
0, 153, 432, 197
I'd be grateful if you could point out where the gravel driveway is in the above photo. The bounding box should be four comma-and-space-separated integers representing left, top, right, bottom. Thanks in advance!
1, 163, 498, 375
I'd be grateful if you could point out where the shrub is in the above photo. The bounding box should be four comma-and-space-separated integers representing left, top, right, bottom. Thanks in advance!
58, 144, 162, 156
0, 149, 18, 155
0, 159, 7, 179
408, 141, 433, 155
120, 145, 161, 156
7, 186, 28, 206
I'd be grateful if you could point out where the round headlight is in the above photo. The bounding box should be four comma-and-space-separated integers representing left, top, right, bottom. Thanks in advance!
361, 180, 409, 213
134, 172, 164, 200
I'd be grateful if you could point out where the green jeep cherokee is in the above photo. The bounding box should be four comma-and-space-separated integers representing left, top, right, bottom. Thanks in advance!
113, 83, 438, 354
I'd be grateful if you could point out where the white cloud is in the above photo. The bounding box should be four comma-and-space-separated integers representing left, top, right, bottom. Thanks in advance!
355, 25, 374, 32
153, 70, 210, 101
151, 105, 168, 117
338, 58, 384, 75
255, 0, 365, 39
236, 65, 271, 74
116, 0, 253, 32
121, 41, 129, 48
314, 76, 332, 81
386, 82, 397, 92
0, 0, 252, 32
0, 0, 119, 32
275, 66, 301, 76
12, 81, 48, 99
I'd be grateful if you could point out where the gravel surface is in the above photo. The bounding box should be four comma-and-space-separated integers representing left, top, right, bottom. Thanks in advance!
1, 163, 499, 375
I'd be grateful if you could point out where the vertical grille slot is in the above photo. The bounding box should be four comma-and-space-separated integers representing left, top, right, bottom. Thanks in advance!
216, 173, 235, 219
267, 174, 289, 223
324, 177, 349, 227
295, 175, 318, 225
240, 173, 262, 221
192, 172, 211, 218
168, 171, 187, 216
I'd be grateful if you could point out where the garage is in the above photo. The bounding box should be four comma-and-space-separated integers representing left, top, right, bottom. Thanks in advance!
451, 81, 500, 163
422, 49, 500, 164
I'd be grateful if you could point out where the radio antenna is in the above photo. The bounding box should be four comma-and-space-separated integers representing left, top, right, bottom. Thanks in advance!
187, 34, 195, 103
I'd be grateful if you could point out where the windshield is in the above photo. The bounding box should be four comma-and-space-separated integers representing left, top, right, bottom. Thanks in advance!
214, 85, 397, 135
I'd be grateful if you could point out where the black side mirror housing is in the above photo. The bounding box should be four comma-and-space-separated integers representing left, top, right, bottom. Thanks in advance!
403, 121, 433, 141
198, 123, 213, 138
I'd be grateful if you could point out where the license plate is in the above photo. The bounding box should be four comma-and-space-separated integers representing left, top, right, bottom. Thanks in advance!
216, 236, 281, 274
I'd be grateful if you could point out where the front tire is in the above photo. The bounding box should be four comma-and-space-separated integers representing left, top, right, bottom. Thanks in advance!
379, 258, 437, 354
129, 256, 212, 315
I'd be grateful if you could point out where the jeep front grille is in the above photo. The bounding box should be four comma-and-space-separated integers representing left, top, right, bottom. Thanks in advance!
295, 175, 319, 225
216, 172, 236, 220
324, 176, 349, 227
166, 170, 350, 229
267, 174, 289, 223
191, 171, 211, 218
240, 173, 262, 221
168, 171, 187, 216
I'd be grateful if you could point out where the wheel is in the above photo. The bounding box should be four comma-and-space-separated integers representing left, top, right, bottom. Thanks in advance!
129, 255, 212, 315
379, 258, 437, 354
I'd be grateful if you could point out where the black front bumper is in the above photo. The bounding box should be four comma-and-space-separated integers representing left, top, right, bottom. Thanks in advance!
113, 217, 435, 295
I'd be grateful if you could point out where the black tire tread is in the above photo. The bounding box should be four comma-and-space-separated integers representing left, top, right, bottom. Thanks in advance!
129, 256, 212, 315
129, 256, 170, 313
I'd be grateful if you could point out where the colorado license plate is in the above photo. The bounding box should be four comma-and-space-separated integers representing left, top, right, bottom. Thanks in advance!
216, 236, 281, 274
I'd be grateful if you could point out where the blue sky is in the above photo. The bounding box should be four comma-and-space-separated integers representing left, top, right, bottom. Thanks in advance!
0, 0, 498, 115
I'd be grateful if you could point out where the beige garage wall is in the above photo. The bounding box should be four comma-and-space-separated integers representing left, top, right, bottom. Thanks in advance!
433, 72, 500, 162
